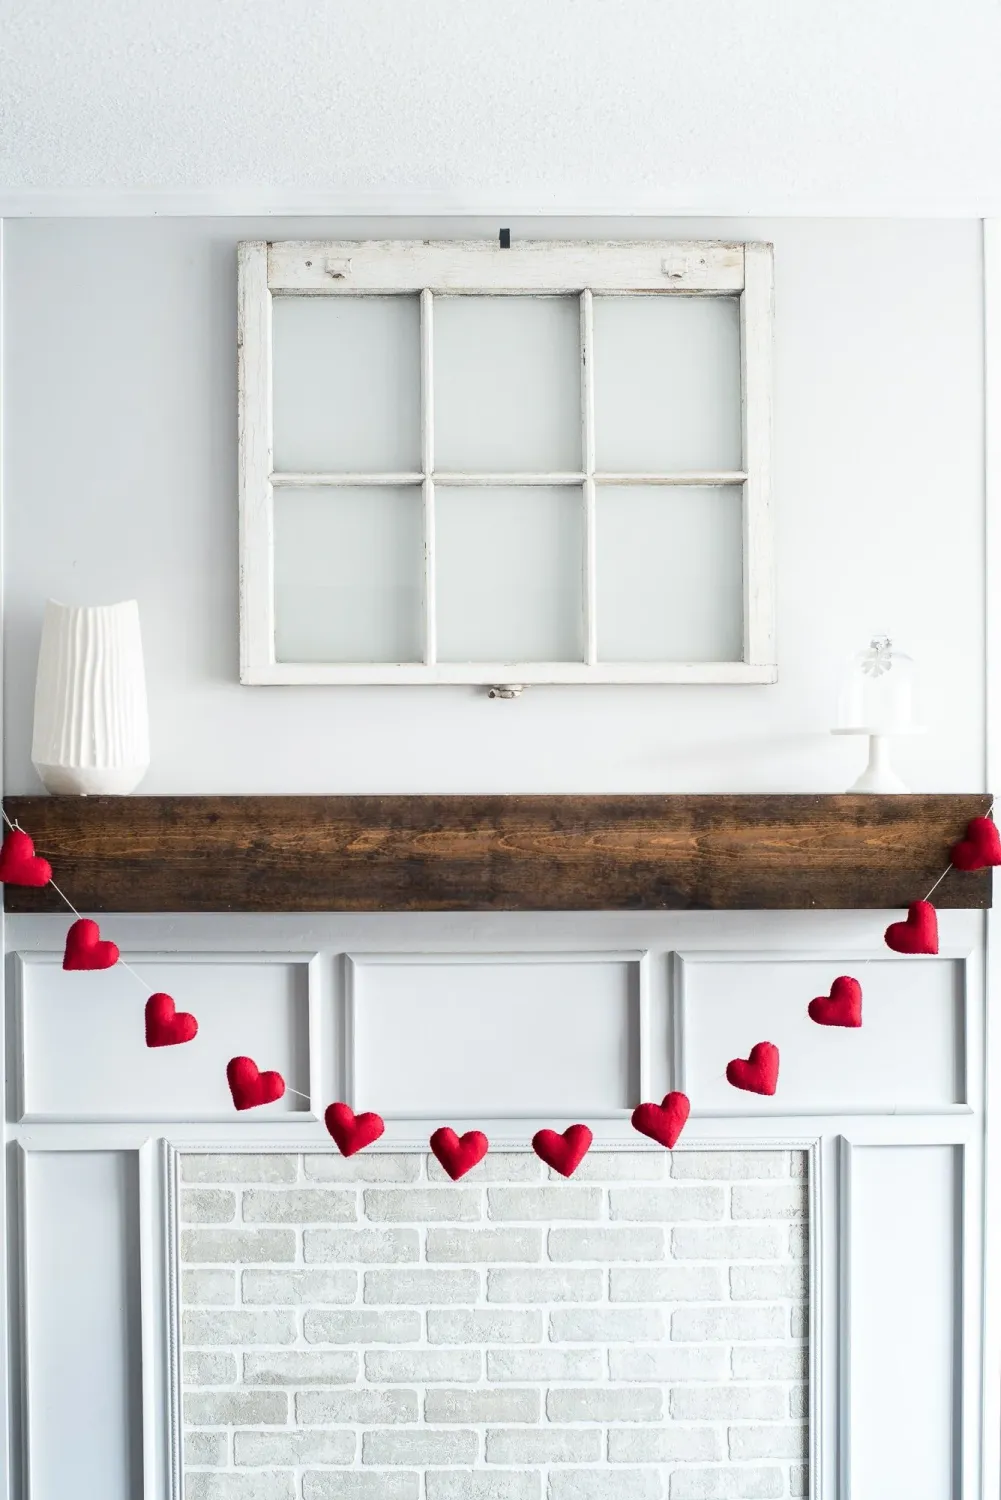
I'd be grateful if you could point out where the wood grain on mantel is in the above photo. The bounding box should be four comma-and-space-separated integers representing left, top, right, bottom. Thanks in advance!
1, 794, 992, 913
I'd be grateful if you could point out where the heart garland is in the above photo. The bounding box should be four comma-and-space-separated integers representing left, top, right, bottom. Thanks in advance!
532, 1124, 593, 1176
1, 808, 992, 1138
227, 1056, 286, 1111
325, 1103, 386, 1156
884, 899, 939, 955
0, 828, 52, 887
145, 992, 198, 1047
63, 917, 120, 971
808, 975, 862, 1028
632, 1092, 691, 1149
429, 1127, 489, 1180
726, 1041, 780, 1096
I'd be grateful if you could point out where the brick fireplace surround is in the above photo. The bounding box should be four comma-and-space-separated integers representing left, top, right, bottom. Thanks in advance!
179, 1147, 808, 1500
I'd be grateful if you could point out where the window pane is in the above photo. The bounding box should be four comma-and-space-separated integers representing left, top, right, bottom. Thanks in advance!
272, 296, 421, 472
436, 487, 584, 662
596, 486, 743, 661
433, 297, 581, 472
593, 295, 742, 472
274, 486, 423, 662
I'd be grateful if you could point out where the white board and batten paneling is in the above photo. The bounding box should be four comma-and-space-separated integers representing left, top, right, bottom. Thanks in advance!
240, 238, 775, 686
4, 910, 983, 1500
13, 953, 322, 1122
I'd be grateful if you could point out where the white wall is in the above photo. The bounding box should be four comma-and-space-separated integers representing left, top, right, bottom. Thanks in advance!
2, 216, 985, 793
1, 1, 1001, 215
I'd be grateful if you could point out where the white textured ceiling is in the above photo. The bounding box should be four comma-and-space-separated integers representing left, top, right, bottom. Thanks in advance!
1, 0, 1000, 212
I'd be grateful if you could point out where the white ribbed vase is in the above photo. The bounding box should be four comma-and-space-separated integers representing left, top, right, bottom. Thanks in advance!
31, 600, 150, 795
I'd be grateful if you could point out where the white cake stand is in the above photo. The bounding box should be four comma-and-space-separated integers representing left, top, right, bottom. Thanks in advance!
830, 726, 924, 793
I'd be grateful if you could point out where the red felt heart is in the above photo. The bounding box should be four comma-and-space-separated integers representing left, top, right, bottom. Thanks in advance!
145, 992, 198, 1047
325, 1102, 385, 1157
631, 1092, 691, 1149
227, 1056, 286, 1111
884, 899, 938, 955
429, 1126, 489, 1181
0, 829, 51, 887
532, 1124, 593, 1177
808, 975, 862, 1028
726, 1041, 780, 1096
62, 917, 120, 971
951, 816, 1001, 871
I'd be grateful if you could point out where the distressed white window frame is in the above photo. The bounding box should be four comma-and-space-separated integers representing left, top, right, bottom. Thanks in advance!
238, 239, 775, 685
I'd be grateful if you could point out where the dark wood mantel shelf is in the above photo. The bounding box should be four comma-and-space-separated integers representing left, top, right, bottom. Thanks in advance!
1, 794, 992, 913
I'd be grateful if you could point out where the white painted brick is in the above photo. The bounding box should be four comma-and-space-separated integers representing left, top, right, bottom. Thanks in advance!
550, 1307, 665, 1342
183, 1310, 295, 1347
790, 1383, 808, 1418
303, 1477, 418, 1500
610, 1266, 724, 1302
608, 1427, 721, 1462
790, 1463, 809, 1496
186, 1477, 293, 1500
790, 1151, 808, 1178
731, 1346, 809, 1380
241, 1269, 357, 1305
487, 1268, 602, 1303
487, 1186, 602, 1220
728, 1424, 808, 1461
185, 1432, 227, 1466
547, 1227, 665, 1261
548, 1475, 663, 1500
365, 1350, 481, 1383
184, 1269, 237, 1306
670, 1385, 785, 1420
303, 1309, 421, 1343
731, 1184, 808, 1220
427, 1227, 542, 1262
304, 1153, 420, 1182
243, 1189, 356, 1223
789, 1224, 809, 1258
790, 1304, 809, 1337
365, 1269, 481, 1305
425, 1473, 539, 1500
428, 1309, 543, 1345
182, 1190, 237, 1224
181, 1229, 295, 1265
243, 1351, 358, 1385
425, 1388, 540, 1424
668, 1467, 783, 1499
730, 1264, 808, 1300
182, 1155, 297, 1184
558, 1151, 667, 1182
184, 1351, 237, 1386
671, 1306, 786, 1342
304, 1227, 419, 1263
364, 1188, 481, 1222
546, 1386, 662, 1422
362, 1430, 478, 1465
609, 1346, 727, 1381
608, 1187, 724, 1222
671, 1226, 782, 1260
485, 1428, 602, 1464
487, 1348, 603, 1382
428, 1152, 543, 1183
296, 1390, 418, 1425
184, 1391, 288, 1426
234, 1430, 355, 1465
671, 1151, 790, 1180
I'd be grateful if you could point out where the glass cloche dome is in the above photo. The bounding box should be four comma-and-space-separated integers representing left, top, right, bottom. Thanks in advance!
835, 635, 920, 735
